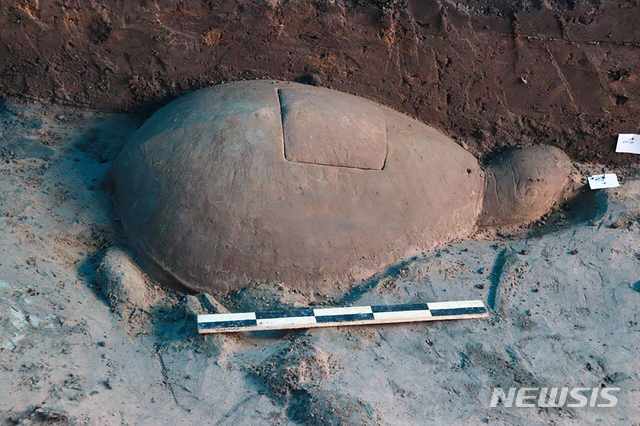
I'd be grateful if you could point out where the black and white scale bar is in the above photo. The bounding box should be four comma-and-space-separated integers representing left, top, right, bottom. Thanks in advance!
197, 300, 488, 334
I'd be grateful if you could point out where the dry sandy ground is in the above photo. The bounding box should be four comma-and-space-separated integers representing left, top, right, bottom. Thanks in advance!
0, 98, 639, 425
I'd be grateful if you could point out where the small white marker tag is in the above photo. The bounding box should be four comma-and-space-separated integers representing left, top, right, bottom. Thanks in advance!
616, 134, 640, 154
588, 173, 620, 190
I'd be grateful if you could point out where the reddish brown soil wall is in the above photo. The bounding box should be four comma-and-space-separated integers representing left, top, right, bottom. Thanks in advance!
1, 0, 638, 164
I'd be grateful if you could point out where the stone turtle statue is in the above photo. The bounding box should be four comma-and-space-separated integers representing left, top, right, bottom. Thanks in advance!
107, 80, 571, 296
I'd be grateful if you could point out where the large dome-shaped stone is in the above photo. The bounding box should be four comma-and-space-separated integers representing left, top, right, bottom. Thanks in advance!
108, 81, 483, 295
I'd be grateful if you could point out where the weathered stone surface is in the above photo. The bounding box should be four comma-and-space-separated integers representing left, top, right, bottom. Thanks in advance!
108, 80, 483, 295
479, 146, 572, 227
279, 87, 387, 170
96, 247, 152, 316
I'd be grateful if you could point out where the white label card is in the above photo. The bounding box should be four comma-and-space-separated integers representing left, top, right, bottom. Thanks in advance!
588, 173, 620, 190
616, 134, 640, 154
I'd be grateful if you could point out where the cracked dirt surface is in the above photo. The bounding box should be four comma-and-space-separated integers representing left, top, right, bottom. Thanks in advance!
1, 0, 639, 166
1, 98, 639, 424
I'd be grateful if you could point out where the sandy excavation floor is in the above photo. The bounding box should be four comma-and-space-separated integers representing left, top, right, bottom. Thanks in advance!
0, 98, 639, 425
